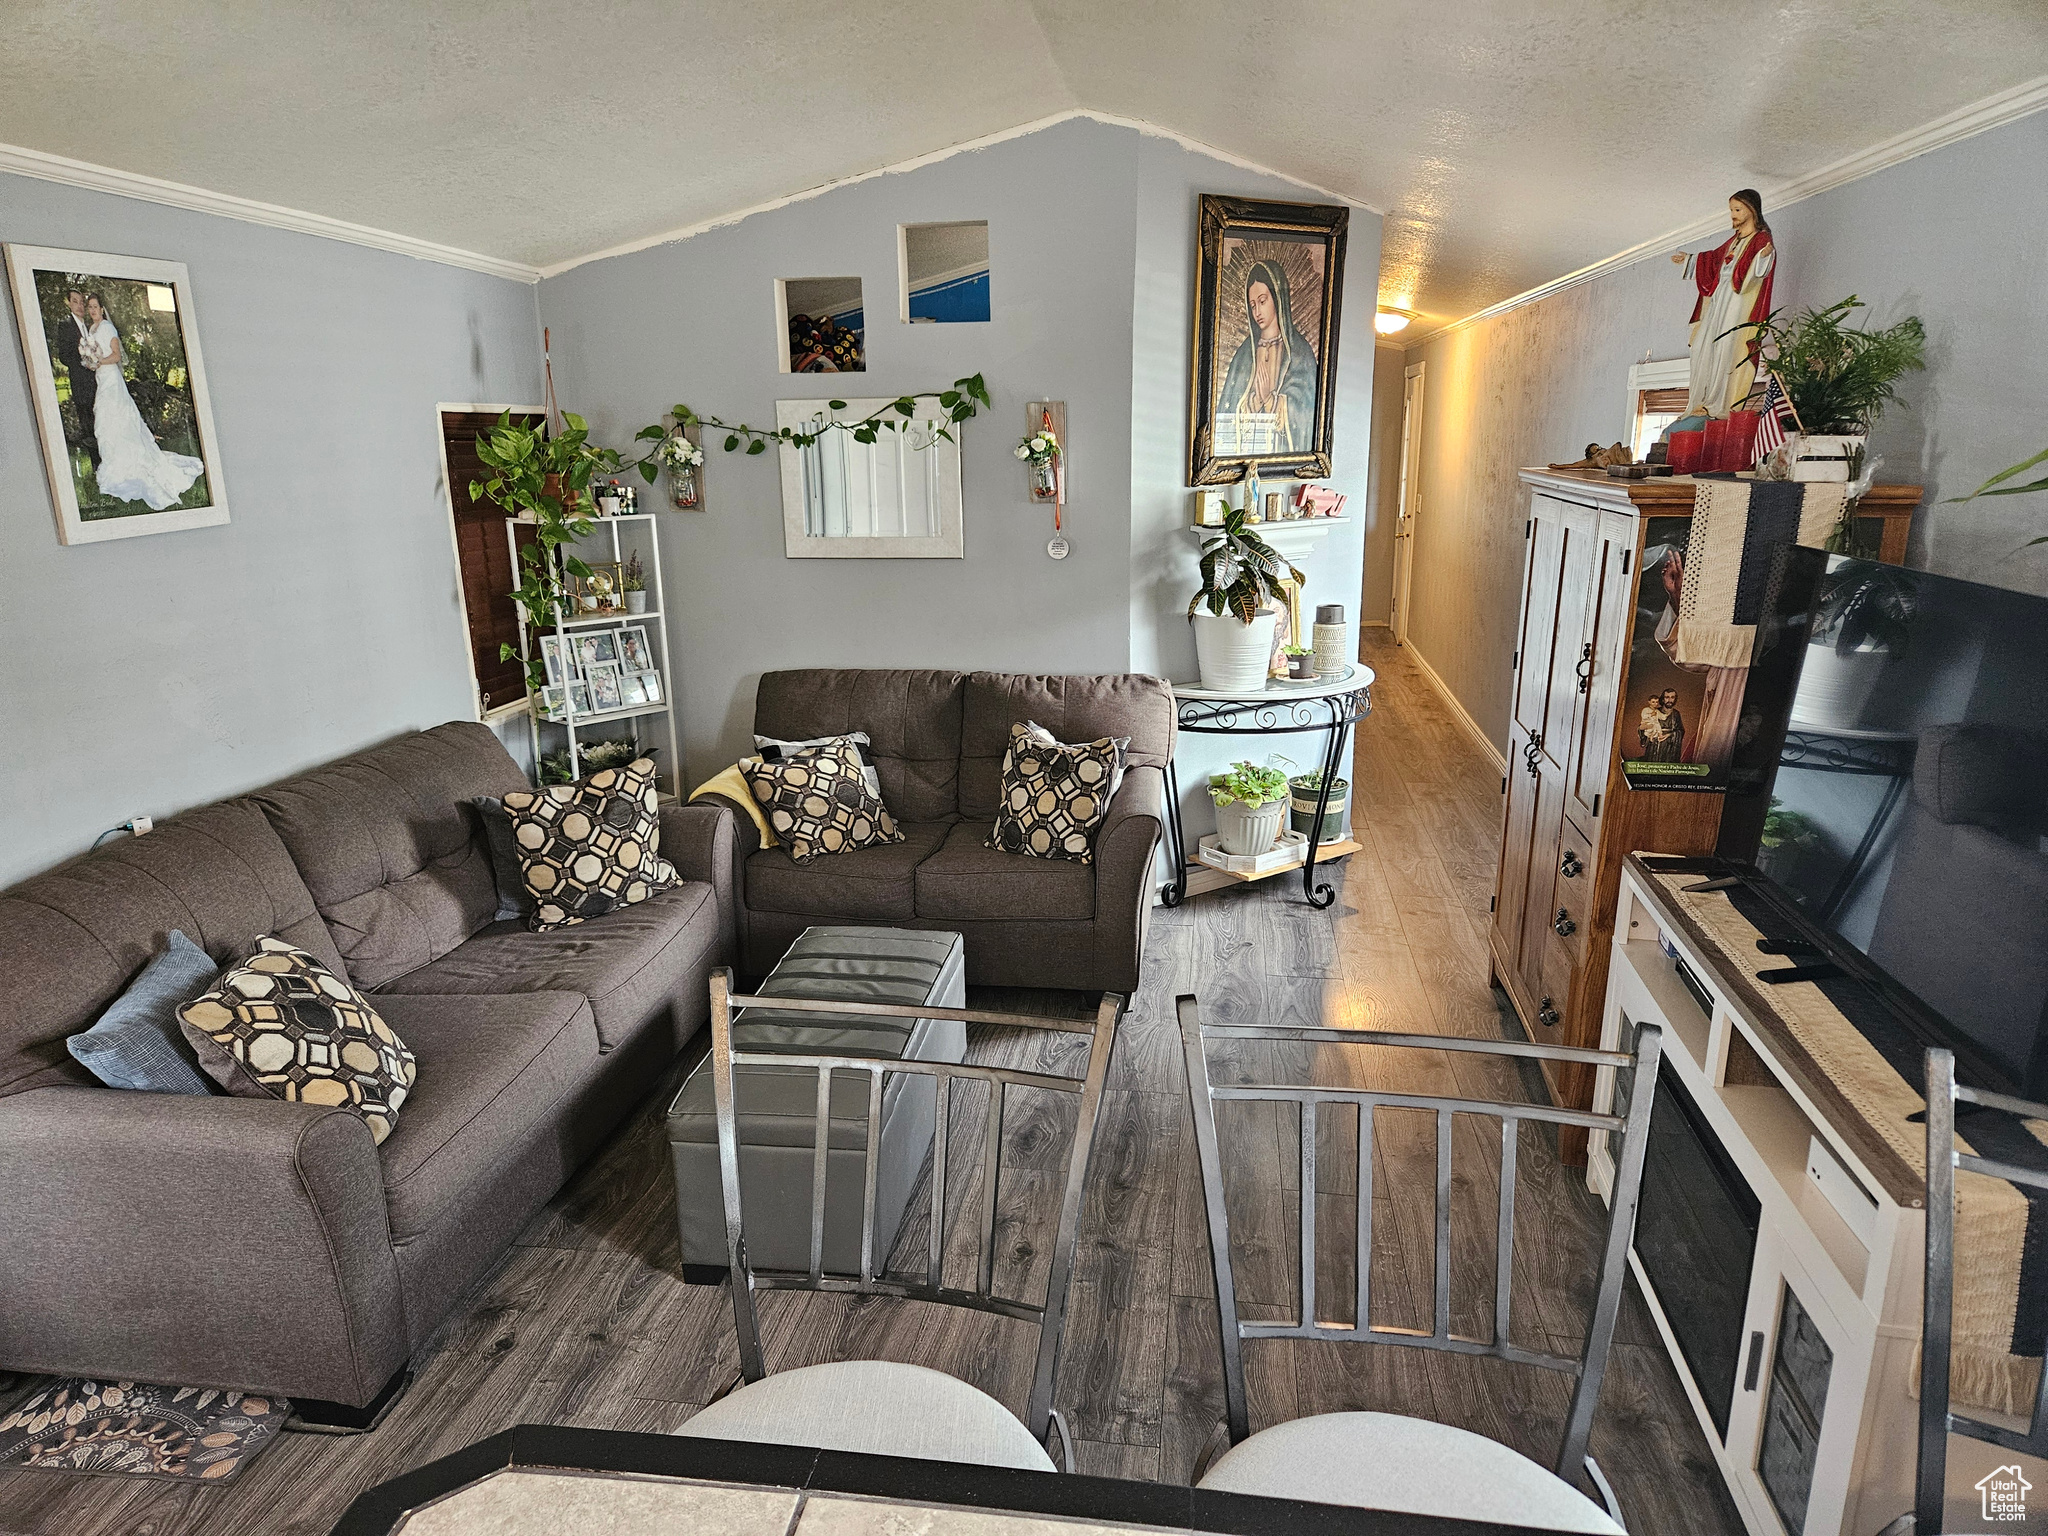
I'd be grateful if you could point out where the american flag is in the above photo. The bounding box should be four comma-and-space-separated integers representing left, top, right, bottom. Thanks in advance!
1753, 372, 1798, 463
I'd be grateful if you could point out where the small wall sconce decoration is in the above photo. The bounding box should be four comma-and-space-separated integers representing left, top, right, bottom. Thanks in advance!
660, 424, 705, 510
1019, 401, 1069, 558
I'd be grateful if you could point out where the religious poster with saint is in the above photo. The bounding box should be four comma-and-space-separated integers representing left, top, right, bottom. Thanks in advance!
1187, 196, 1348, 486
1621, 516, 1750, 793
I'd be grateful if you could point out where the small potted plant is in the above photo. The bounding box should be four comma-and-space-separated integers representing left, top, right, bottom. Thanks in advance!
1189, 504, 1303, 693
622, 550, 648, 613
1281, 643, 1317, 681
1288, 766, 1349, 845
1748, 297, 1924, 525
1209, 759, 1292, 857
660, 432, 705, 509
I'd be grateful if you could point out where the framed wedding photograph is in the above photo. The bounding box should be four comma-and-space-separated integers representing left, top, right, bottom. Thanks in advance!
540, 681, 591, 720
573, 632, 619, 672
1186, 196, 1349, 486
5, 244, 230, 545
617, 626, 654, 673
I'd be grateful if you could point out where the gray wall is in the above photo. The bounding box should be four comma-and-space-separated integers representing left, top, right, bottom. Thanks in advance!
1402, 108, 2048, 752
539, 117, 1383, 831
0, 172, 541, 888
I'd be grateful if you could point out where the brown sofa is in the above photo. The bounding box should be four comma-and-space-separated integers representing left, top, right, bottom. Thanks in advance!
699, 670, 1175, 993
0, 723, 733, 1410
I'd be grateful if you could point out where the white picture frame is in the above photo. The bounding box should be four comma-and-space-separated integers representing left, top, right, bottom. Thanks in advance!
617, 625, 654, 673
619, 671, 650, 708
635, 670, 663, 705
5, 244, 230, 545
776, 397, 964, 559
539, 634, 569, 687
573, 631, 619, 672
586, 663, 624, 713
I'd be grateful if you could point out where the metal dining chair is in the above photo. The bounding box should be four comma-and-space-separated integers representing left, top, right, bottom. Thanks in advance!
676, 969, 1124, 1472
1879, 1047, 2048, 1535
1177, 995, 1661, 1533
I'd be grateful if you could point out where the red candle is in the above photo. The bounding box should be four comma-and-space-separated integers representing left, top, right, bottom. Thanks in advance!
1726, 409, 1761, 470
1702, 418, 1734, 473
1667, 429, 1705, 475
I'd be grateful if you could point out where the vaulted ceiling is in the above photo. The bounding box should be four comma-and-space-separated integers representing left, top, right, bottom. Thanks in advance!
3, 2, 2043, 324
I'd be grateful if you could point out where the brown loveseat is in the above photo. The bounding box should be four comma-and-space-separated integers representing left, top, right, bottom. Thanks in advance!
0, 723, 733, 1410
699, 670, 1175, 993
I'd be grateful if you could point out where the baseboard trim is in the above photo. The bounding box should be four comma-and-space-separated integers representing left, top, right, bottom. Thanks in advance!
1402, 641, 1508, 775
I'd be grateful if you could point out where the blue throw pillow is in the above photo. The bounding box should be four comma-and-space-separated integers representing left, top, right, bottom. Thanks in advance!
67, 931, 220, 1094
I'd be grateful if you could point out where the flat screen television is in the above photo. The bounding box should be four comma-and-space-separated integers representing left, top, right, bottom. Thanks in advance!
1716, 551, 2048, 1094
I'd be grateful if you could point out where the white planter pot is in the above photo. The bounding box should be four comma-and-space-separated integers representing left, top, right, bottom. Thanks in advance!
1788, 433, 1867, 484
1215, 796, 1286, 857
1794, 643, 1888, 732
624, 591, 648, 614
1192, 609, 1280, 694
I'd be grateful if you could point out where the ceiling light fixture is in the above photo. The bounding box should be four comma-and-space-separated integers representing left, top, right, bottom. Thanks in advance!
1374, 307, 1415, 335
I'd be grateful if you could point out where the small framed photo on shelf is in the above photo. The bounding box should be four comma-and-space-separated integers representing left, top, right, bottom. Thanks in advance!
617, 625, 654, 673
587, 664, 624, 713
539, 634, 569, 687
633, 670, 663, 705
572, 631, 619, 671
540, 680, 591, 720
619, 672, 651, 708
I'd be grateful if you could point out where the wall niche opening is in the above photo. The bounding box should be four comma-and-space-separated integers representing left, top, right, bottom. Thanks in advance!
899, 222, 990, 324
777, 277, 865, 373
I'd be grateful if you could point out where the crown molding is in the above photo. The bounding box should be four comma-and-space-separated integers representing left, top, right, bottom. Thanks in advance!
1415, 70, 2048, 345
536, 109, 1382, 280
0, 140, 541, 284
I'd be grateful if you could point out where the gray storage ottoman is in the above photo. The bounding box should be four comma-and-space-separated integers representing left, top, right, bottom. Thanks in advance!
668, 926, 967, 1282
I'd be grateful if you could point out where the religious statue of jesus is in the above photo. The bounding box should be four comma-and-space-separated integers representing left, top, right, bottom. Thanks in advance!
1671, 189, 1776, 419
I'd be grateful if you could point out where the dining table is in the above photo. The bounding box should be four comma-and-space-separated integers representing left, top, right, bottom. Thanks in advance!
330, 1423, 1570, 1536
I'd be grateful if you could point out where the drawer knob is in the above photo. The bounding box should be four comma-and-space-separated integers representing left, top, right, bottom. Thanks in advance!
1538, 997, 1561, 1029
1554, 908, 1577, 938
1560, 849, 1583, 879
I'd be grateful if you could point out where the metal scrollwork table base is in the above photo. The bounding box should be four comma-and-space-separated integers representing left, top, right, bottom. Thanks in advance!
1161, 666, 1375, 911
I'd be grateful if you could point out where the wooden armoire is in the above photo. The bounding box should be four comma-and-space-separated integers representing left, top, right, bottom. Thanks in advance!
1488, 468, 1920, 1161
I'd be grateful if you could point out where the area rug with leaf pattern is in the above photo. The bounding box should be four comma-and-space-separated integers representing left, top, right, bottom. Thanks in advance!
0, 1379, 291, 1483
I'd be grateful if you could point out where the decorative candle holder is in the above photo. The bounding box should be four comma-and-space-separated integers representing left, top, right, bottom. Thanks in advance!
1667, 429, 1705, 476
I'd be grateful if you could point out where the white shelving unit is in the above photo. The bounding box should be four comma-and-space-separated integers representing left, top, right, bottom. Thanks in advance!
504, 511, 681, 797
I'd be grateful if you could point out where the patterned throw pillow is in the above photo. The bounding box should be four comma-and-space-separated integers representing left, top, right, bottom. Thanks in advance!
177, 937, 416, 1144
740, 737, 902, 864
502, 757, 679, 932
987, 722, 1123, 864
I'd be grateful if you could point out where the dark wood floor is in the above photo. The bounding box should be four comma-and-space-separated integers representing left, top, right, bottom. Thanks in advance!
0, 631, 1741, 1535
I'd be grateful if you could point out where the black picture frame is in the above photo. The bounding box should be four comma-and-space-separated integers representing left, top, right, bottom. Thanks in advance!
1187, 195, 1349, 486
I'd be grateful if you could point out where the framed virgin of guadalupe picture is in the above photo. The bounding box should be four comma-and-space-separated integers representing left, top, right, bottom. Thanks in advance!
5, 244, 229, 545
1187, 196, 1349, 486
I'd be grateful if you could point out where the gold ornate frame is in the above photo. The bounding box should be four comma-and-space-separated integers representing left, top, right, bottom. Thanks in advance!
1187, 195, 1350, 487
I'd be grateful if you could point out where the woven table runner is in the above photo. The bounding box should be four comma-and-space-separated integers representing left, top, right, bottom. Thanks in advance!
1674, 479, 1849, 669
1650, 868, 2044, 1418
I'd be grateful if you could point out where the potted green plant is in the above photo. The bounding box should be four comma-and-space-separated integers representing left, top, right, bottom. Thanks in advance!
1947, 444, 2048, 558
1288, 766, 1349, 844
1749, 296, 1924, 503
1189, 505, 1304, 693
1209, 759, 1292, 857
622, 550, 647, 614
1281, 643, 1317, 681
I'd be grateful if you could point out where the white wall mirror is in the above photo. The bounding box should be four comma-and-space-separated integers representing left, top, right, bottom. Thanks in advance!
775, 397, 964, 559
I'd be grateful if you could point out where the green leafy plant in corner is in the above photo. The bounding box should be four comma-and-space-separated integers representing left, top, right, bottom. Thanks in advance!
1946, 445, 2048, 553
1740, 296, 1925, 436
1189, 506, 1304, 623
1208, 759, 1292, 808
471, 412, 607, 691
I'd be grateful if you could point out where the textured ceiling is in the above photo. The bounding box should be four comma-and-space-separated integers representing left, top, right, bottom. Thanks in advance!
1, 2, 2043, 323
